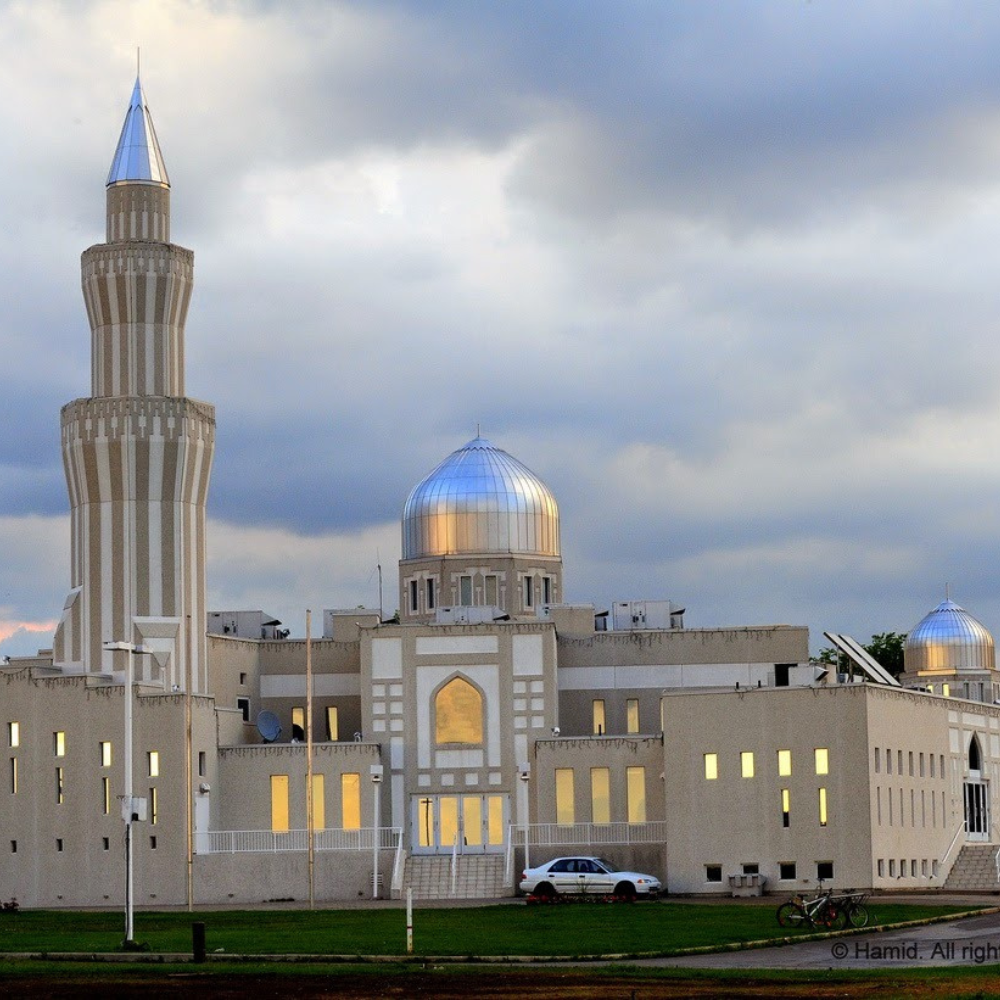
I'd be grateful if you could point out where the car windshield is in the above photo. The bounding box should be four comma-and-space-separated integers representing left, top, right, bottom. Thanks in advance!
594, 858, 615, 872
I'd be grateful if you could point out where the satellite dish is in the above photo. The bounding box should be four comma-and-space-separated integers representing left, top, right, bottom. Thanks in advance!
257, 711, 281, 743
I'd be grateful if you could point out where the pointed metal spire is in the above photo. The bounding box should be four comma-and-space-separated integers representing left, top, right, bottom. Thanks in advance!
106, 76, 169, 188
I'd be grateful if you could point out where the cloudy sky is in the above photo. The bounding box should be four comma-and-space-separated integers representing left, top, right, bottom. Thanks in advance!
2, 0, 1000, 657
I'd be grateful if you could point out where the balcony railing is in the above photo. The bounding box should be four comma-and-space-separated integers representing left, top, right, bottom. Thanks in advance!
512, 821, 668, 848
198, 826, 401, 854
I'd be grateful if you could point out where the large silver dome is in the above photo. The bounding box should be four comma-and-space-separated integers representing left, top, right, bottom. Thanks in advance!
904, 599, 995, 674
402, 437, 560, 560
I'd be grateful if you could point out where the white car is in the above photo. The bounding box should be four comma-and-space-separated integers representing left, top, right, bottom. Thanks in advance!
520, 856, 661, 899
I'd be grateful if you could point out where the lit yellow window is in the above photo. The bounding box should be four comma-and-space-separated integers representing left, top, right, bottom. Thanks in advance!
270, 775, 289, 833
592, 700, 606, 735
54, 731, 65, 757
149, 787, 158, 825
815, 748, 829, 775
55, 767, 64, 804
488, 795, 504, 846
819, 787, 828, 826
100, 742, 112, 767
435, 677, 483, 744
704, 753, 718, 780
591, 767, 610, 823
10, 758, 16, 794
555, 768, 575, 825
463, 797, 483, 846
627, 766, 646, 823
292, 707, 305, 734
942, 683, 950, 698
741, 751, 755, 778
326, 706, 339, 741
148, 751, 159, 777
341, 773, 361, 830
777, 749, 791, 776
782, 788, 791, 818
8, 722, 19, 748
626, 699, 640, 734
309, 774, 325, 831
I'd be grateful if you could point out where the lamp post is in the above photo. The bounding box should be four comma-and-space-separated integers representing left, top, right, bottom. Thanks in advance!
371, 764, 383, 899
519, 765, 531, 872
104, 640, 150, 946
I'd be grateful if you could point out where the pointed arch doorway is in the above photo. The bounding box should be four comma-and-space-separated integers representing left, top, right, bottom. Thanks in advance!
964, 735, 989, 842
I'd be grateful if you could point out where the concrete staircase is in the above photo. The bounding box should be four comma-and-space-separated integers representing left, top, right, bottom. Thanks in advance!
943, 844, 1000, 891
403, 854, 508, 900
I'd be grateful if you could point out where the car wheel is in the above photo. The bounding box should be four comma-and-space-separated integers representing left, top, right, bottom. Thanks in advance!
614, 882, 637, 902
534, 882, 555, 900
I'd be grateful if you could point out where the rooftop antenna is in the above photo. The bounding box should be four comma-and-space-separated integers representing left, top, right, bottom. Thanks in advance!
377, 549, 384, 622
945, 582, 950, 601
137, 46, 140, 77
476, 421, 481, 438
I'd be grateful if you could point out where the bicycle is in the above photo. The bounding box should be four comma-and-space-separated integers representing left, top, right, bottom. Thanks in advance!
832, 889, 870, 928
776, 886, 843, 929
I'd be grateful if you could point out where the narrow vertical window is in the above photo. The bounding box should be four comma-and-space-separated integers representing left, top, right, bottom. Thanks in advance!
100, 742, 112, 767
198, 751, 206, 777
9, 757, 16, 794
741, 751, 755, 778
919, 752, 925, 777
542, 576, 552, 605
8, 722, 19, 748
777, 749, 792, 776
326, 706, 339, 741
626, 699, 640, 734
270, 775, 290, 833
704, 753, 718, 780
555, 768, 575, 825
149, 787, 158, 825
627, 766, 646, 823
102, 777, 111, 814
875, 747, 881, 773
409, 579, 418, 612
908, 751, 914, 776
781, 788, 790, 827
54, 731, 66, 757
818, 787, 828, 826
341, 773, 361, 830
426, 578, 436, 610
148, 751, 159, 777
237, 697, 250, 722
592, 700, 605, 736
310, 774, 325, 831
55, 767, 64, 804
292, 707, 305, 739
460, 575, 473, 606
815, 748, 829, 775
522, 576, 533, 609
591, 767, 610, 824
484, 575, 498, 607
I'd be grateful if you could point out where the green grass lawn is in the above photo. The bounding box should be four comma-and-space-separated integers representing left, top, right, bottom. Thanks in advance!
0, 901, 974, 957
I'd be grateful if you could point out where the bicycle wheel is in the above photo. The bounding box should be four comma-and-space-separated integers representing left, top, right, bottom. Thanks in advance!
821, 904, 846, 929
848, 904, 869, 928
777, 902, 807, 928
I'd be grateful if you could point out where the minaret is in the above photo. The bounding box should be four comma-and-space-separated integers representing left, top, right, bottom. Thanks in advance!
52, 77, 215, 692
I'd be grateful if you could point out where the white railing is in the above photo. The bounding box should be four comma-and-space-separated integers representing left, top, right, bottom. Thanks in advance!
994, 844, 1000, 883
450, 833, 459, 897
938, 819, 967, 879
504, 825, 515, 886
391, 835, 407, 897
513, 821, 669, 848
201, 826, 401, 855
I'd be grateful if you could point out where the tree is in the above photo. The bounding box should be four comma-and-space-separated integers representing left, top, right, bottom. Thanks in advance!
814, 632, 908, 679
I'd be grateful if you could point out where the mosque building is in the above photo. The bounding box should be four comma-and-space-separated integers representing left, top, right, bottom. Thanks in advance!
2, 78, 1000, 907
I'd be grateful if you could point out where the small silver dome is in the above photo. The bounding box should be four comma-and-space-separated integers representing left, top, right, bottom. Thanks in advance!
904, 599, 995, 674
402, 437, 560, 560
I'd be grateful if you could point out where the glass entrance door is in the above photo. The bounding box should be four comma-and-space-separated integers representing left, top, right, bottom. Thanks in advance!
965, 780, 989, 841
412, 794, 507, 853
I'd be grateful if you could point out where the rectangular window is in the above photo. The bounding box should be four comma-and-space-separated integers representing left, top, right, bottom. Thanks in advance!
341, 773, 361, 830
626, 699, 640, 734
908, 751, 914, 776
875, 747, 881, 773
627, 766, 646, 823
237, 697, 250, 722
592, 700, 605, 736
10, 840, 15, 853
460, 575, 473, 606
555, 768, 575, 825
929, 753, 934, 777
102, 837, 109, 851
149, 787, 158, 825
54, 731, 65, 757
897, 750, 903, 773
779, 862, 796, 880
878, 859, 885, 877
778, 749, 792, 776
101, 777, 110, 815
150, 836, 157, 850
591, 767, 610, 824
55, 766, 64, 804
410, 579, 418, 613
56, 838, 64, 852
940, 754, 945, 778
148, 751, 159, 778
100, 742, 112, 767
919, 752, 925, 777
485, 575, 498, 606
817, 861, 834, 881
8, 722, 19, 748
310, 774, 325, 831
742, 862, 759, 875
292, 707, 305, 736
818, 787, 828, 826
239, 672, 247, 686
889, 859, 896, 876
522, 576, 533, 609
270, 774, 290, 833
704, 752, 718, 780
887, 748, 893, 774
326, 706, 339, 742
815, 748, 829, 775
542, 576, 552, 605
426, 578, 436, 610
198, 751, 206, 777
741, 751, 755, 778
9, 757, 16, 794
705, 865, 723, 883
781, 788, 790, 828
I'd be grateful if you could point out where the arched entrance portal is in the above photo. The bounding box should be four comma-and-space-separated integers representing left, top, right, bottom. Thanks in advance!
964, 735, 989, 842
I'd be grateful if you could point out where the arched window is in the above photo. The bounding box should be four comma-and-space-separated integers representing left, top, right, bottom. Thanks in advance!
434, 677, 483, 745
969, 734, 982, 772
